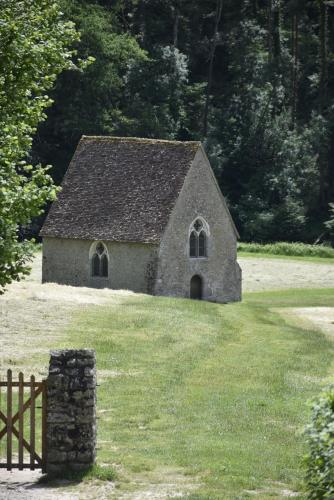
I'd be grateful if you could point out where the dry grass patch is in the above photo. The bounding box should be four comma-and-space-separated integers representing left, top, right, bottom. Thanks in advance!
278, 307, 334, 338
239, 256, 334, 292
0, 253, 144, 377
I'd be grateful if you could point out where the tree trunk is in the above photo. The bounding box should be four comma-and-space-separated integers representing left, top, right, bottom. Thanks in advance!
291, 14, 299, 126
319, 0, 328, 110
272, 0, 281, 64
318, 0, 329, 208
253, 0, 259, 16
268, 0, 281, 64
172, 4, 180, 48
135, 0, 147, 48
203, 0, 223, 137
328, 129, 334, 203
268, 0, 273, 63
268, 0, 282, 112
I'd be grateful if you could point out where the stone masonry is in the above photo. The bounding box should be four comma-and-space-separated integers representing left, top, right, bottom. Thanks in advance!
46, 349, 97, 475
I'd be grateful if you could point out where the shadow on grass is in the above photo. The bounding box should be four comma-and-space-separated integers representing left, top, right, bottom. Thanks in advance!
38, 464, 118, 486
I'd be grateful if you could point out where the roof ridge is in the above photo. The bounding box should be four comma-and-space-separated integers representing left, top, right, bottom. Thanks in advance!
81, 135, 200, 147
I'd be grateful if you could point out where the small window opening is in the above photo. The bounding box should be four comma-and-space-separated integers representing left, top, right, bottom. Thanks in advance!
198, 231, 206, 257
189, 219, 208, 258
91, 242, 109, 277
190, 231, 197, 258
101, 254, 108, 277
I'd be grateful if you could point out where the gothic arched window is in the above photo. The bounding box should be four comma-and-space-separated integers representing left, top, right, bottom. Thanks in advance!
189, 218, 208, 258
91, 242, 109, 277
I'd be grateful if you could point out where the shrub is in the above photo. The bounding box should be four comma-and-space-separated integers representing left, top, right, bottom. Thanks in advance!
304, 386, 334, 499
238, 242, 334, 258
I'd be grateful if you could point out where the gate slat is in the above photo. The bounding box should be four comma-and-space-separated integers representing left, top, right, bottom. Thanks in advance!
0, 463, 41, 469
0, 382, 44, 387
6, 369, 12, 471
11, 426, 42, 464
0, 375, 1, 449
18, 372, 24, 470
41, 380, 47, 473
30, 375, 35, 470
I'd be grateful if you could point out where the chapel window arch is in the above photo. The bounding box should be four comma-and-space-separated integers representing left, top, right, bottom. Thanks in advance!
189, 218, 209, 258
90, 241, 109, 278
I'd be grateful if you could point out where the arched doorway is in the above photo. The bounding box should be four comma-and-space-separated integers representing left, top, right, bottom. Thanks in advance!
190, 275, 203, 300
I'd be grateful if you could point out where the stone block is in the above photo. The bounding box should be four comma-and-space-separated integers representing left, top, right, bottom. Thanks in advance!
76, 450, 94, 463
47, 450, 67, 463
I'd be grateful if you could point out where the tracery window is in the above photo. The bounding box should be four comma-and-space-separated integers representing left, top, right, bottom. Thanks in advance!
91, 242, 108, 277
189, 218, 208, 258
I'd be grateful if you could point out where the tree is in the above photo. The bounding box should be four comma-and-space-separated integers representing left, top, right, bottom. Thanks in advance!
124, 45, 191, 139
33, 0, 147, 183
0, 0, 83, 293
208, 16, 322, 241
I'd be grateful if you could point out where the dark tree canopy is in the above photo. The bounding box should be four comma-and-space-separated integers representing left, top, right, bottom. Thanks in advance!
32, 0, 334, 244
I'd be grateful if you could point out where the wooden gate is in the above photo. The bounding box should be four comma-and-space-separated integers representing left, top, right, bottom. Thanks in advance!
0, 369, 47, 471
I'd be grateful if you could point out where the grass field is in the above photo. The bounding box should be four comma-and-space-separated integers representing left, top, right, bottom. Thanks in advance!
55, 288, 334, 498
1, 256, 334, 498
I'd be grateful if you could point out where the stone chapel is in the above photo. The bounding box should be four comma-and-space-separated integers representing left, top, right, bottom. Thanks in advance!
40, 136, 242, 302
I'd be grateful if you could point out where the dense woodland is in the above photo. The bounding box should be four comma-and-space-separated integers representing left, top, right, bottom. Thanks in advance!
32, 0, 334, 243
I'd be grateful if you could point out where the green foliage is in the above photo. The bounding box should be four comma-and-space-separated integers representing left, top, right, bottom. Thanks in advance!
0, 0, 82, 292
238, 242, 334, 258
325, 203, 334, 243
304, 386, 334, 499
208, 17, 325, 242
124, 45, 198, 139
36, 0, 147, 181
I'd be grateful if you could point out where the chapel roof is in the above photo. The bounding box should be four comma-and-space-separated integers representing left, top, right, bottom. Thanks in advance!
40, 136, 200, 243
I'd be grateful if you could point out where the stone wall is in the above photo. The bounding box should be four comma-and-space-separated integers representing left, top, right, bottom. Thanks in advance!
42, 237, 158, 292
155, 146, 242, 303
46, 349, 97, 475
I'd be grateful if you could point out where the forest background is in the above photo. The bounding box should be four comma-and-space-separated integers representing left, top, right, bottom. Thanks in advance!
31, 0, 334, 243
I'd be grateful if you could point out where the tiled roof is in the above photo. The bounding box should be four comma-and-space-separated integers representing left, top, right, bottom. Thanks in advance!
40, 136, 200, 243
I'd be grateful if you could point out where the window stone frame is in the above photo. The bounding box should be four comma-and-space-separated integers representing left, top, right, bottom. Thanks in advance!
89, 241, 109, 279
188, 217, 210, 259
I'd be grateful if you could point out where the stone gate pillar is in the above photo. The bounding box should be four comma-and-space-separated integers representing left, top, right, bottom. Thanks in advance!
46, 349, 97, 475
